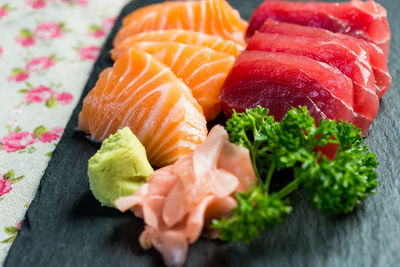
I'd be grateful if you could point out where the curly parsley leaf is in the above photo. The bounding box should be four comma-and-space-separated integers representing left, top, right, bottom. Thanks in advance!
212, 188, 292, 243
213, 106, 378, 242
299, 121, 378, 215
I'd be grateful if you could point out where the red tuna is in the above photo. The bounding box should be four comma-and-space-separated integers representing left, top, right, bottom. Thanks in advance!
258, 20, 391, 98
219, 51, 363, 132
247, 31, 378, 130
246, 0, 391, 57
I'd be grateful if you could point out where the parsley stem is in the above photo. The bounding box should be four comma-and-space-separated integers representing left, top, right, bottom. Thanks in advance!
264, 162, 275, 193
250, 148, 264, 191
275, 178, 301, 199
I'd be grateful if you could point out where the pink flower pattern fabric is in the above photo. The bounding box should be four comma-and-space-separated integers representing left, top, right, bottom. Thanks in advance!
25, 0, 46, 10
24, 85, 53, 103
0, 0, 128, 263
15, 30, 35, 47
38, 126, 63, 143
34, 22, 64, 40
77, 46, 101, 60
0, 175, 13, 197
26, 56, 56, 72
0, 132, 36, 153
0, 4, 11, 18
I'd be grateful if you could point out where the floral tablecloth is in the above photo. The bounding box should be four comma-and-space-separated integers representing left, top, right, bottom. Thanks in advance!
0, 0, 130, 264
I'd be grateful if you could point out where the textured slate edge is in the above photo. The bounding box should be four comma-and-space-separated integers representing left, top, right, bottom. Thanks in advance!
5, 0, 400, 267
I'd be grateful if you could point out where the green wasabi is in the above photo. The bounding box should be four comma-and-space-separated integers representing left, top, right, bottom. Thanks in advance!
88, 127, 153, 208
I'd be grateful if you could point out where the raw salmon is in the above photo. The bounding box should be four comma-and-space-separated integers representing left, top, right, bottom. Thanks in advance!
130, 41, 235, 121
113, 0, 248, 47
78, 48, 207, 167
111, 29, 244, 60
247, 0, 391, 57
115, 125, 256, 267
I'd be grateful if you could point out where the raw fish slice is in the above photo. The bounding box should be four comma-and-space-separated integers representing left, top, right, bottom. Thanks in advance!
259, 20, 391, 98
78, 48, 207, 167
111, 29, 244, 60
219, 51, 361, 132
113, 0, 248, 46
247, 0, 391, 57
115, 125, 256, 267
247, 32, 379, 123
131, 41, 235, 121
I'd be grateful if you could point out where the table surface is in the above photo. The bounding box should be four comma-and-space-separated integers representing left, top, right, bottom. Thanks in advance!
5, 0, 400, 266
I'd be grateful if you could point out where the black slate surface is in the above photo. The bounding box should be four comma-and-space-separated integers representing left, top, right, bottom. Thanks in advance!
5, 0, 400, 266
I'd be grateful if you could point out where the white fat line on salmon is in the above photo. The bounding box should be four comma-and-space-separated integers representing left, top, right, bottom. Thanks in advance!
91, 69, 114, 138
219, 0, 243, 43
111, 67, 170, 135
144, 15, 157, 33
199, 0, 206, 33
157, 7, 168, 30
213, 1, 232, 41
93, 51, 146, 136
209, 0, 217, 37
217, 0, 234, 35
186, 2, 194, 31
118, 66, 170, 122
118, 51, 133, 83
186, 57, 233, 83
134, 84, 170, 142
147, 94, 189, 155
191, 72, 226, 91
97, 56, 154, 140
150, 94, 205, 159
169, 43, 186, 69
176, 49, 207, 77
170, 30, 182, 42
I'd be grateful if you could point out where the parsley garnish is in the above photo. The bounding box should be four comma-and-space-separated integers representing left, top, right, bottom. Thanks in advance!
212, 106, 378, 242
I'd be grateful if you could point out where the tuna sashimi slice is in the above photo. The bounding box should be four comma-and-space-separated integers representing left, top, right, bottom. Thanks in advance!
115, 125, 256, 267
247, 31, 379, 125
259, 20, 391, 98
247, 0, 391, 57
219, 51, 361, 132
130, 41, 235, 121
78, 48, 207, 167
111, 30, 244, 61
114, 0, 248, 46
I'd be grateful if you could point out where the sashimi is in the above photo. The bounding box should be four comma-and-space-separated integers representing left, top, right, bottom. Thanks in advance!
113, 0, 248, 46
259, 19, 391, 98
115, 125, 256, 267
247, 32, 379, 127
219, 51, 363, 132
111, 29, 244, 60
78, 48, 207, 167
130, 41, 235, 121
246, 0, 391, 57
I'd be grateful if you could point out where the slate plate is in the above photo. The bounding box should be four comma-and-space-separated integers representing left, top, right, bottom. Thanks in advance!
5, 0, 400, 266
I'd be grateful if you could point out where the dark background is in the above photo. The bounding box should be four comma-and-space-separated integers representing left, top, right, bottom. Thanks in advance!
5, 0, 400, 266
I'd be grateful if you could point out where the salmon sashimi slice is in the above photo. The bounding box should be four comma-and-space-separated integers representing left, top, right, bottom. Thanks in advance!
115, 125, 256, 267
219, 51, 365, 133
259, 20, 392, 98
247, 31, 379, 123
246, 0, 391, 57
130, 41, 235, 121
111, 29, 245, 61
113, 0, 248, 47
78, 48, 207, 167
